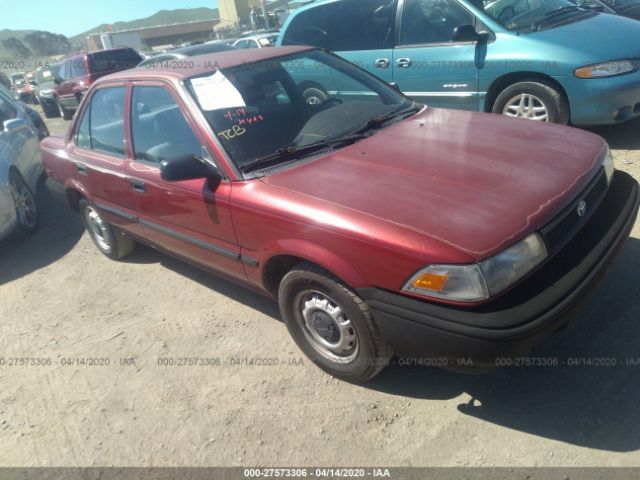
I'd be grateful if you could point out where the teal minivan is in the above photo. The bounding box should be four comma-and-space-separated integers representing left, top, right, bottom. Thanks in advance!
278, 0, 640, 125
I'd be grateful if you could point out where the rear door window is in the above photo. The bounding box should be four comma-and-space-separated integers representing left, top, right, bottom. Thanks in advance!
130, 86, 202, 163
87, 87, 127, 156
332, 0, 397, 51
280, 3, 337, 49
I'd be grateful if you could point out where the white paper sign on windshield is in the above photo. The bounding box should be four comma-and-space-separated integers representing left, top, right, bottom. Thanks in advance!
190, 71, 246, 111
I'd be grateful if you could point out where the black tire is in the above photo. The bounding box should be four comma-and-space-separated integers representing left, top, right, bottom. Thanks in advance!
42, 101, 60, 119
278, 262, 393, 382
79, 199, 135, 260
303, 86, 329, 106
57, 100, 73, 120
492, 80, 569, 124
9, 171, 38, 234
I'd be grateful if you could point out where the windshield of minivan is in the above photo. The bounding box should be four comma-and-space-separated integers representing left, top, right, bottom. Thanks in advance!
36, 66, 56, 83
482, 0, 597, 32
187, 50, 414, 173
599, 0, 640, 9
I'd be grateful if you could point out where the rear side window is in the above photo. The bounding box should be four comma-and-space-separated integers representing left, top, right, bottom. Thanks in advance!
281, 3, 337, 49
88, 87, 126, 156
130, 86, 202, 163
333, 0, 397, 51
88, 49, 142, 74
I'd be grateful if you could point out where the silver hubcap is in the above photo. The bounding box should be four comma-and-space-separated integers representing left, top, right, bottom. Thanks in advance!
85, 206, 112, 251
503, 94, 549, 121
300, 291, 358, 363
306, 96, 322, 105
10, 178, 37, 228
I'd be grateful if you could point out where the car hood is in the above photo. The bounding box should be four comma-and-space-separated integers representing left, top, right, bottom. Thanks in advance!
528, 12, 640, 61
262, 108, 606, 260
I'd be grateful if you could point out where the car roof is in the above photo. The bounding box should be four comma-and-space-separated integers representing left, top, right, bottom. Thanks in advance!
106, 45, 313, 83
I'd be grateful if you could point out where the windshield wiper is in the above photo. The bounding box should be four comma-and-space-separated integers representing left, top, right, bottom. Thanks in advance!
351, 103, 421, 135
532, 5, 587, 28
239, 133, 368, 173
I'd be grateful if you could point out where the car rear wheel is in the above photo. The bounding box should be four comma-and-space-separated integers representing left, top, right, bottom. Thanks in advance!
278, 262, 393, 382
9, 171, 38, 234
79, 200, 135, 260
57, 100, 73, 121
492, 81, 569, 124
42, 101, 60, 119
303, 86, 329, 106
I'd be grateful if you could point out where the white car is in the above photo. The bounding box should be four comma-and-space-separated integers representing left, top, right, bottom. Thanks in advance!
0, 89, 42, 241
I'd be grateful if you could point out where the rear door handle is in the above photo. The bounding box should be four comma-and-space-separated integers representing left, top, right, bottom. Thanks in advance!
396, 58, 412, 69
375, 58, 390, 69
129, 178, 146, 194
76, 163, 87, 176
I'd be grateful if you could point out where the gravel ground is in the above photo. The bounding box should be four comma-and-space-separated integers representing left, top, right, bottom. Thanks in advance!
0, 107, 639, 467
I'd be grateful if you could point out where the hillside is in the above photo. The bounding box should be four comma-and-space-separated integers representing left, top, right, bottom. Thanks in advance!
70, 7, 220, 43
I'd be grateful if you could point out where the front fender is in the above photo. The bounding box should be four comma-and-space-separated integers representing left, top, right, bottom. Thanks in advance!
259, 238, 368, 288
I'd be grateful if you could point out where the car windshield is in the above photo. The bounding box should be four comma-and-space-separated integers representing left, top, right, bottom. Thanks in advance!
598, 0, 640, 9
186, 50, 415, 173
482, 0, 597, 32
36, 66, 56, 83
89, 49, 142, 73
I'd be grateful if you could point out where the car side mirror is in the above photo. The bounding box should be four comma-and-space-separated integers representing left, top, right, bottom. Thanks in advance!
160, 154, 221, 182
389, 82, 401, 92
3, 118, 28, 133
453, 24, 488, 43
54, 76, 63, 85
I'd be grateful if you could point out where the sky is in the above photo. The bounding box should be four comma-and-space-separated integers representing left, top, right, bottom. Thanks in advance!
0, 0, 219, 37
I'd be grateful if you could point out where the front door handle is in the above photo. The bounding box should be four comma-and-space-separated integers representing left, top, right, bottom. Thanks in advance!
76, 163, 87, 176
129, 178, 146, 194
375, 58, 390, 69
396, 58, 412, 69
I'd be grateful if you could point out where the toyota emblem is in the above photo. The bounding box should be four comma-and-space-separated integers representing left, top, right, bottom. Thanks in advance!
577, 200, 587, 217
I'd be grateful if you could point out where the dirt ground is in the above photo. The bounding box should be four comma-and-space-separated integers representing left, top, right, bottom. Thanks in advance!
1, 107, 639, 467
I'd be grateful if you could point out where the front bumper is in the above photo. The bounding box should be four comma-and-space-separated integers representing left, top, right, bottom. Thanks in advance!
560, 71, 640, 125
360, 171, 639, 371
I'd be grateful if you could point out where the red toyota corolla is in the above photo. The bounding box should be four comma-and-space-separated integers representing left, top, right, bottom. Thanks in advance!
41, 47, 639, 381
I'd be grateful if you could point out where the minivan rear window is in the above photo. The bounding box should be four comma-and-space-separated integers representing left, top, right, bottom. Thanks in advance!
88, 49, 142, 74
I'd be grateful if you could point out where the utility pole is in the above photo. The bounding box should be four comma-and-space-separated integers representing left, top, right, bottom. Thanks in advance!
261, 0, 269, 30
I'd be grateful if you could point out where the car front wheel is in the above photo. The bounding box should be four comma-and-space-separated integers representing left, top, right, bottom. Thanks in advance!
492, 81, 569, 124
278, 262, 393, 382
79, 200, 135, 260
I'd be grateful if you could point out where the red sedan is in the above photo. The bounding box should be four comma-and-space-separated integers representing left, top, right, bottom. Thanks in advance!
41, 46, 639, 381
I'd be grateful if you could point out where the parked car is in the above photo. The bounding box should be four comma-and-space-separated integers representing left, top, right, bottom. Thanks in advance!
41, 47, 639, 381
233, 33, 279, 49
10, 72, 36, 104
0, 91, 42, 241
0, 84, 49, 141
35, 64, 62, 118
137, 42, 236, 69
278, 0, 640, 125
53, 47, 142, 120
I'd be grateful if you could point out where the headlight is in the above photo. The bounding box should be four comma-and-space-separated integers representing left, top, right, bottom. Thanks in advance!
403, 234, 548, 302
602, 145, 614, 185
575, 60, 639, 79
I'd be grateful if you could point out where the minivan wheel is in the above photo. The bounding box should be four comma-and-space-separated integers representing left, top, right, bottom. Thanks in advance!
79, 200, 135, 260
57, 100, 73, 120
9, 171, 38, 234
492, 81, 569, 124
278, 262, 393, 382
303, 86, 329, 105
